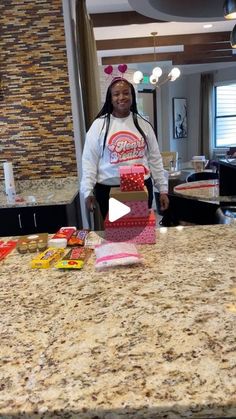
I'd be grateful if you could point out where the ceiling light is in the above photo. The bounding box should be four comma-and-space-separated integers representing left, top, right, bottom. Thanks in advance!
230, 24, 236, 48
203, 24, 213, 28
168, 67, 181, 81
132, 32, 181, 88
223, 0, 236, 19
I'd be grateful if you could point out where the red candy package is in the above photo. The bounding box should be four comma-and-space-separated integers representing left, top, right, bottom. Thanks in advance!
68, 230, 89, 246
0, 240, 17, 261
51, 227, 76, 242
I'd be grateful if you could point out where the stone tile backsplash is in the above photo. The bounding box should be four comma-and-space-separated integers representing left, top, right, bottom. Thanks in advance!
0, 0, 77, 181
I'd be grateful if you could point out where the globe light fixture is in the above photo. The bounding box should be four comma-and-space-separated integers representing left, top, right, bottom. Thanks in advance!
133, 32, 181, 88
133, 70, 144, 84
168, 67, 181, 81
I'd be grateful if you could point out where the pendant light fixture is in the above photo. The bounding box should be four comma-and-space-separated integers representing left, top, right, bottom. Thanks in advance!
133, 32, 181, 87
230, 24, 236, 47
223, 0, 236, 19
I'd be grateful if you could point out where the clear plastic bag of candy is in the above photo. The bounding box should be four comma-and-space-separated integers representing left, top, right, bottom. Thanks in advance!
95, 241, 143, 270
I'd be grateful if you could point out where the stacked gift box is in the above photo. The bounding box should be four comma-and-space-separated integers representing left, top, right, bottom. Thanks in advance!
104, 165, 156, 244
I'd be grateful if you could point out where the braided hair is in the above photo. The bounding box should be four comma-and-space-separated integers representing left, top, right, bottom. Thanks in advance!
95, 78, 152, 153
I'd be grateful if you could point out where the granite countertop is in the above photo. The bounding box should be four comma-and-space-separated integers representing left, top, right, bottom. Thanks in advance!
1, 225, 236, 418
0, 177, 79, 208
174, 180, 236, 204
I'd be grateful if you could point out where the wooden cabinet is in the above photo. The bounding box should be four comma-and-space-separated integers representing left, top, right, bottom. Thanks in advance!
0, 193, 82, 237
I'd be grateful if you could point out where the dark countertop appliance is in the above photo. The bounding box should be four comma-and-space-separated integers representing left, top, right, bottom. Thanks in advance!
217, 159, 236, 223
219, 159, 236, 198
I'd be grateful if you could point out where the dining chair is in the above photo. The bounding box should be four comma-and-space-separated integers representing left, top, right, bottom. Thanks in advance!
161, 151, 178, 171
226, 147, 236, 157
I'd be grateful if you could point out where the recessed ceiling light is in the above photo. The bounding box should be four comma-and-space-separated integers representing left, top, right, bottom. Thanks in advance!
203, 24, 213, 28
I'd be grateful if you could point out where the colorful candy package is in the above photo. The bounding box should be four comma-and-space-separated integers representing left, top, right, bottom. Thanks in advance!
55, 247, 92, 269
67, 229, 89, 246
51, 227, 76, 242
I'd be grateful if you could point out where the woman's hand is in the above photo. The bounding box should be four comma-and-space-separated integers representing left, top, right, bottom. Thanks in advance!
85, 195, 96, 212
159, 193, 169, 211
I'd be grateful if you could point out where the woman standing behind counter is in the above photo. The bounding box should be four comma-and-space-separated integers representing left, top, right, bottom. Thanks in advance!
80, 77, 169, 219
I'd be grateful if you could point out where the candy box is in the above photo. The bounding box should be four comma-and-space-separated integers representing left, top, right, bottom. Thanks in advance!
48, 238, 67, 249
110, 187, 149, 218
49, 227, 76, 248
119, 165, 146, 192
56, 247, 92, 269
51, 227, 76, 242
0, 240, 17, 261
31, 247, 65, 269
17, 233, 48, 254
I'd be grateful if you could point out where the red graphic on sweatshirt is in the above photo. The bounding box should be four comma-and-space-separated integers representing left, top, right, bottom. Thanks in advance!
107, 130, 145, 164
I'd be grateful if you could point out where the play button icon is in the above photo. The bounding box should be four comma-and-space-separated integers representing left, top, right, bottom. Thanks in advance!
108, 198, 130, 222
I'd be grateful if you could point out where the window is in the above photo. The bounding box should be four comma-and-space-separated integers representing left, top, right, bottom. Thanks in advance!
215, 83, 236, 148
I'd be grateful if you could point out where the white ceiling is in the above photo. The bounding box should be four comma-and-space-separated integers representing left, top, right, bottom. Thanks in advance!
129, 0, 227, 22
86, 0, 236, 74
86, 0, 235, 38
86, 0, 132, 14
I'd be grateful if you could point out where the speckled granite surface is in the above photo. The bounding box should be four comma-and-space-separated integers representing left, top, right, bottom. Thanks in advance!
0, 177, 79, 208
1, 225, 236, 418
174, 180, 236, 205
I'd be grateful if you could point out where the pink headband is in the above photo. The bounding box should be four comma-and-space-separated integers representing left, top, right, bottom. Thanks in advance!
109, 77, 130, 87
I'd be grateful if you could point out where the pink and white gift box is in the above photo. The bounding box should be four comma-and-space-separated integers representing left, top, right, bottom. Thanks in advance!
119, 165, 145, 192
110, 187, 149, 218
104, 209, 156, 244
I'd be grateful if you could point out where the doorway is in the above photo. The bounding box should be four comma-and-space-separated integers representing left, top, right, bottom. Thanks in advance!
137, 89, 157, 136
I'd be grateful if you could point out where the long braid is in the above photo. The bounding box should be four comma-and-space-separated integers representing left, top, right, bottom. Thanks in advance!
102, 114, 110, 152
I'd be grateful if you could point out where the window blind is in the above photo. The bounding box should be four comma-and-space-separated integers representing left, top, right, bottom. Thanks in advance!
215, 84, 236, 147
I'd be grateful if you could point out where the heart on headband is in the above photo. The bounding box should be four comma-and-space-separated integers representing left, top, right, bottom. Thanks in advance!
118, 64, 127, 74
104, 65, 113, 75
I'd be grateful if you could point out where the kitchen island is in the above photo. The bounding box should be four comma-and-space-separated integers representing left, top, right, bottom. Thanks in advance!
0, 225, 236, 418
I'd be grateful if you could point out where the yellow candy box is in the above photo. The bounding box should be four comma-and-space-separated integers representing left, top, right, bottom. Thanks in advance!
31, 247, 65, 269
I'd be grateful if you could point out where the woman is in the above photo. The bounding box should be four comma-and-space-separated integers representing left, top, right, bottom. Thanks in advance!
80, 77, 169, 219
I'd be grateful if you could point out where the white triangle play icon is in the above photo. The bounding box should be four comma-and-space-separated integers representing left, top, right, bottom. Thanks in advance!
108, 198, 130, 222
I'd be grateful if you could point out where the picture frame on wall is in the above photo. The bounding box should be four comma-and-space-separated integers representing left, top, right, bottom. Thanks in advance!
173, 98, 187, 139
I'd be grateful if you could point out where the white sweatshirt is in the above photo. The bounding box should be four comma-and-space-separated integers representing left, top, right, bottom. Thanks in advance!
80, 113, 168, 198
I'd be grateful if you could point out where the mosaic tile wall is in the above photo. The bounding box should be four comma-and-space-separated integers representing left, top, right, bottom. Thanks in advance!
0, 0, 77, 181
